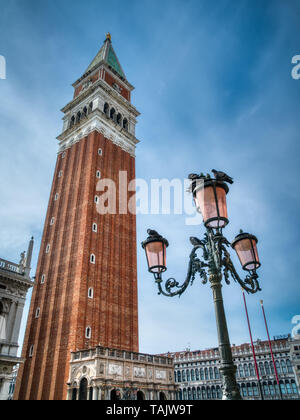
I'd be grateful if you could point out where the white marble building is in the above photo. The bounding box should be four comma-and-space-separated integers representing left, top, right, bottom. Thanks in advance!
0, 238, 34, 400
67, 345, 177, 400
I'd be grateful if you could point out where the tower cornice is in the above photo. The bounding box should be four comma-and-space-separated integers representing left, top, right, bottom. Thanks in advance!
57, 111, 140, 157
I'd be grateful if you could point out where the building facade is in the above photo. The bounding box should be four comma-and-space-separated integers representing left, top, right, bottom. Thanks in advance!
15, 34, 140, 400
67, 346, 176, 400
290, 333, 300, 388
0, 238, 34, 400
167, 337, 299, 400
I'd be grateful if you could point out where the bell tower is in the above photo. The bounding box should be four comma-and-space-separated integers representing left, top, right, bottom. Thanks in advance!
15, 34, 140, 400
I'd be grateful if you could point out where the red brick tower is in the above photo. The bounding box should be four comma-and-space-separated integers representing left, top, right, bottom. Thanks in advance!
15, 34, 140, 400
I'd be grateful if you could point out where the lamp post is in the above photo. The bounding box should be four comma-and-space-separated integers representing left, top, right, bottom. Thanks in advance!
141, 171, 262, 400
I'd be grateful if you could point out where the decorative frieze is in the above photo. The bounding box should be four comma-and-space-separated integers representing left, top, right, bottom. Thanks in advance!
58, 113, 138, 157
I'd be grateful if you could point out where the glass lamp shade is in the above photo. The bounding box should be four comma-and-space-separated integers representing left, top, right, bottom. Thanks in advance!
142, 236, 169, 274
231, 232, 260, 272
193, 180, 229, 228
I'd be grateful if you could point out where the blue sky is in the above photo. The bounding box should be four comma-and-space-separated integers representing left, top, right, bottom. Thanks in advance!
0, 0, 299, 355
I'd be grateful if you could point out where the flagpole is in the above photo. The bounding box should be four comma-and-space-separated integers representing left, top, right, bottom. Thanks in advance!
242, 290, 264, 400
260, 300, 283, 400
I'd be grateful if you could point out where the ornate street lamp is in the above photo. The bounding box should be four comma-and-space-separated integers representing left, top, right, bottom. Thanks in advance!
141, 170, 262, 400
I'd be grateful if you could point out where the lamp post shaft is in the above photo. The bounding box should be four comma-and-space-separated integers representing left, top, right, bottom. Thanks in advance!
210, 273, 242, 400
242, 290, 264, 400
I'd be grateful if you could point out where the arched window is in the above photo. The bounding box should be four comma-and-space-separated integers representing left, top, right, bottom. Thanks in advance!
214, 367, 220, 379
183, 389, 187, 400
192, 387, 196, 400
79, 378, 88, 400
211, 386, 216, 399
197, 387, 201, 400
249, 363, 255, 377
281, 360, 287, 374
85, 326, 91, 339
72, 388, 77, 400
82, 106, 88, 117
252, 382, 259, 396
241, 383, 247, 397
88, 288, 93, 299
159, 392, 166, 400
92, 223, 97, 232
259, 362, 265, 376
216, 386, 222, 399
264, 361, 270, 375
88, 102, 93, 113
177, 371, 181, 382
207, 387, 211, 400
110, 389, 120, 401
70, 115, 75, 128
239, 365, 244, 377
285, 380, 292, 394
90, 254, 96, 264
244, 364, 249, 377
269, 381, 275, 396
76, 111, 81, 124
186, 370, 190, 382
137, 391, 145, 400
104, 102, 109, 116
29, 345, 34, 357
35, 308, 40, 318
280, 381, 286, 395
204, 368, 208, 380
110, 107, 116, 121
275, 360, 281, 374
117, 113, 122, 125
286, 359, 293, 373
274, 381, 280, 395
182, 370, 186, 382
200, 368, 204, 380
191, 369, 195, 381
201, 386, 206, 400
291, 380, 298, 394
123, 118, 128, 130
247, 383, 253, 397
270, 361, 274, 374
263, 382, 269, 395
195, 368, 199, 380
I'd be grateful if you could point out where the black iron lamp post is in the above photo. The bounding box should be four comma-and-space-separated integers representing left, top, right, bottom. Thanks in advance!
141, 171, 262, 401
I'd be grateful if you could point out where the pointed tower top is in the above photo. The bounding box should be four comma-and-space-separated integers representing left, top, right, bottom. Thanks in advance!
85, 33, 126, 80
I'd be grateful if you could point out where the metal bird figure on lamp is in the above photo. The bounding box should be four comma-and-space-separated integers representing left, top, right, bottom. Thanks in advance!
141, 169, 262, 400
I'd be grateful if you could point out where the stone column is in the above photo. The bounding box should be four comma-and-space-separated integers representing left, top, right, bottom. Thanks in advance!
92, 386, 98, 400
0, 376, 11, 401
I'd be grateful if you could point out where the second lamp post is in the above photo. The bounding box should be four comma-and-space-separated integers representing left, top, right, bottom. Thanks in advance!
142, 171, 262, 400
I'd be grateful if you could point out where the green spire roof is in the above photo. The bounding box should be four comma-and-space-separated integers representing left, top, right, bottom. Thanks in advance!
85, 33, 126, 80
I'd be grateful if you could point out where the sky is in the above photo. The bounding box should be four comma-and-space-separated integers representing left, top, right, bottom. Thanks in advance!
0, 0, 300, 356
